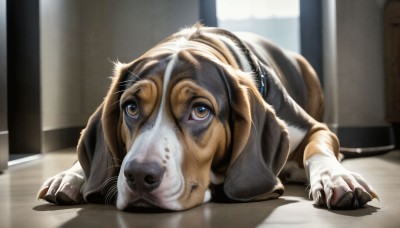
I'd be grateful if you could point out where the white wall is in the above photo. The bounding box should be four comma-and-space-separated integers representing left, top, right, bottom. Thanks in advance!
40, 0, 199, 131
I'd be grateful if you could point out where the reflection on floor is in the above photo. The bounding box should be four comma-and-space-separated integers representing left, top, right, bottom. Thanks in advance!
9, 154, 35, 161
1, 148, 399, 227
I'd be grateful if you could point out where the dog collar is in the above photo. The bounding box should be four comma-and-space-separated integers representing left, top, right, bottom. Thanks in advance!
255, 61, 268, 98
230, 37, 268, 97
244, 51, 268, 98
213, 30, 268, 98
233, 44, 268, 97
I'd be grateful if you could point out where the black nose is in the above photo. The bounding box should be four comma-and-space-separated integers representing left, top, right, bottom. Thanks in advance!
124, 160, 165, 192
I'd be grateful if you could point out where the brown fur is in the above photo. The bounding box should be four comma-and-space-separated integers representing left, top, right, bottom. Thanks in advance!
38, 25, 376, 211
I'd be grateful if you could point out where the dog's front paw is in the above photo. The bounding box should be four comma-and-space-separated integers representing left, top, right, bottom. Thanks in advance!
309, 166, 378, 210
37, 163, 85, 205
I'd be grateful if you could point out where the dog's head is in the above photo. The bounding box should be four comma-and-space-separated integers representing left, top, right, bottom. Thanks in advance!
77, 26, 289, 211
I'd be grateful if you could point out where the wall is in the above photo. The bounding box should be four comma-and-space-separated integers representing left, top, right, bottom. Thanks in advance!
336, 0, 386, 127
40, 0, 85, 130
323, 0, 394, 150
40, 0, 199, 151
79, 0, 199, 115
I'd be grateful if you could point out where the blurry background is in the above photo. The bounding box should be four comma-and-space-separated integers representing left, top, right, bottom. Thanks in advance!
0, 0, 398, 170
217, 0, 300, 52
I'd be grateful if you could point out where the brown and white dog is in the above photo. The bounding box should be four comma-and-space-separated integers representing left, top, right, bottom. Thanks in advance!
38, 25, 378, 211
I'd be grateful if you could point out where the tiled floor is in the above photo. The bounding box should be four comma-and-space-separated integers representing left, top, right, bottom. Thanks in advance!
1, 148, 399, 228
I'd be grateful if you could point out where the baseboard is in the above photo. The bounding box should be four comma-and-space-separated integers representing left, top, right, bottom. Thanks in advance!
393, 123, 400, 149
43, 127, 83, 153
0, 131, 9, 171
336, 126, 395, 157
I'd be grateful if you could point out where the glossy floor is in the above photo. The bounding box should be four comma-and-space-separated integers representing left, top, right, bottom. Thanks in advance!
1, 149, 399, 228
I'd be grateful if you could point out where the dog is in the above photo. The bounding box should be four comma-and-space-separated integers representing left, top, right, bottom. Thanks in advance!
38, 25, 378, 211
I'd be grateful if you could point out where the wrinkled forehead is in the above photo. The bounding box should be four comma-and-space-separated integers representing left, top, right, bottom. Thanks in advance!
121, 49, 230, 106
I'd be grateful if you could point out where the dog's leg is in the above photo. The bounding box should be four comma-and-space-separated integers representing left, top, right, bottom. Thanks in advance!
280, 160, 308, 183
37, 161, 85, 205
303, 124, 379, 209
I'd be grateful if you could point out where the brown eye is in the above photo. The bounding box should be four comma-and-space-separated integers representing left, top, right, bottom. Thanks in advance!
125, 102, 139, 119
190, 104, 210, 121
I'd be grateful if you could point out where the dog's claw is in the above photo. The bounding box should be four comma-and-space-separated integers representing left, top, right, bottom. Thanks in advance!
369, 189, 380, 202
326, 189, 333, 209
333, 192, 355, 209
55, 191, 80, 205
312, 190, 326, 207
40, 186, 81, 205
37, 162, 85, 205
355, 188, 372, 207
44, 193, 57, 204
319, 186, 377, 210
37, 186, 49, 201
310, 167, 378, 210
329, 188, 372, 210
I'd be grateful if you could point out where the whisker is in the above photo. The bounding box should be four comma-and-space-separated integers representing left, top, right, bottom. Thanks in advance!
127, 70, 141, 80
114, 90, 126, 95
107, 165, 121, 170
118, 78, 138, 85
108, 99, 121, 108
100, 175, 119, 205
107, 186, 118, 205
105, 186, 118, 205
112, 157, 123, 162
101, 177, 118, 194
118, 71, 141, 86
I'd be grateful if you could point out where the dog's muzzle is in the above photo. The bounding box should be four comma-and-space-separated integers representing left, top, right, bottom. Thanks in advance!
116, 124, 185, 211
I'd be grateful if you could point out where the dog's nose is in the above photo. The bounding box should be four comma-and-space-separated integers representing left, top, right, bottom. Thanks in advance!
124, 160, 165, 192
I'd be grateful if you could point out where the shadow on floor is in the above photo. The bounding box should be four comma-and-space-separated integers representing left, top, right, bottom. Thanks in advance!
33, 198, 298, 228
323, 205, 380, 217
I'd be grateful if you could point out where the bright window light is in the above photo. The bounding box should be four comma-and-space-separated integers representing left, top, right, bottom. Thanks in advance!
217, 0, 300, 53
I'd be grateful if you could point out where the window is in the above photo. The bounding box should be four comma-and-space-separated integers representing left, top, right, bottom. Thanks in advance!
216, 0, 300, 53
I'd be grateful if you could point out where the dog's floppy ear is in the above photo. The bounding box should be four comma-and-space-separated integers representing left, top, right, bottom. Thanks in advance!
223, 70, 290, 201
77, 62, 130, 203
77, 104, 117, 203
101, 62, 131, 162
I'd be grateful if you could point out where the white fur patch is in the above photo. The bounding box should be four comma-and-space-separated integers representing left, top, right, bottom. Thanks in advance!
203, 189, 212, 203
217, 35, 252, 72
117, 123, 184, 211
117, 39, 189, 211
154, 39, 185, 128
287, 125, 307, 153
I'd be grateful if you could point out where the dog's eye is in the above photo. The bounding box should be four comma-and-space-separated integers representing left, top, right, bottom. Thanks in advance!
190, 104, 211, 121
125, 102, 139, 119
